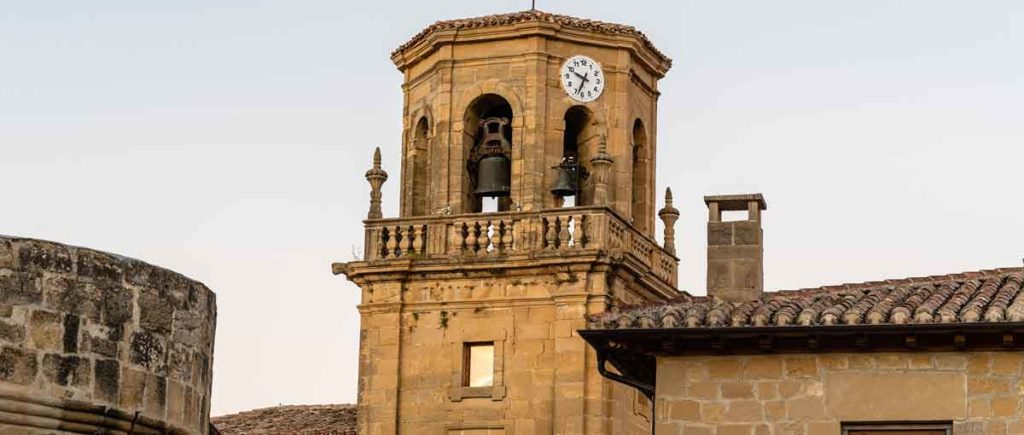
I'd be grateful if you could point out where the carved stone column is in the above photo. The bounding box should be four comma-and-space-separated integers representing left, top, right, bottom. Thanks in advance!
365, 147, 389, 219
589, 136, 614, 206
658, 187, 680, 255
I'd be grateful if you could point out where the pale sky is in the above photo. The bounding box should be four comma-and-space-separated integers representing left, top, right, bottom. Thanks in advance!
2, 0, 1022, 416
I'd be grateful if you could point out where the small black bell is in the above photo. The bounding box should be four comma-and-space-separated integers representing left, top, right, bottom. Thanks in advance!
551, 157, 579, 197
473, 155, 511, 197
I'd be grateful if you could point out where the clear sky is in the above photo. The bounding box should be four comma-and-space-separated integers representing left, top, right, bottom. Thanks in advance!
2, 0, 1022, 416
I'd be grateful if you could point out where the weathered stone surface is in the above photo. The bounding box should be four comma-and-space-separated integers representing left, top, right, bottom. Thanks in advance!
85, 332, 119, 358
100, 284, 133, 326
17, 241, 72, 273
172, 310, 206, 347
77, 250, 124, 282
0, 238, 13, 268
62, 313, 79, 353
0, 236, 216, 435
28, 310, 62, 351
168, 342, 194, 383
0, 320, 24, 344
139, 289, 173, 334
42, 277, 101, 322
130, 331, 167, 373
119, 367, 147, 409
656, 353, 1010, 432
0, 272, 42, 305
94, 359, 120, 403
827, 370, 962, 417
41, 353, 90, 388
0, 346, 37, 385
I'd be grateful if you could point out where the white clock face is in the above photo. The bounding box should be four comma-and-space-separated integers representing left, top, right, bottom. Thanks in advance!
560, 55, 604, 103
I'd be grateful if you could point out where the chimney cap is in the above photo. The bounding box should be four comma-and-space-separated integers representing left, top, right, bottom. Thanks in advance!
704, 193, 767, 211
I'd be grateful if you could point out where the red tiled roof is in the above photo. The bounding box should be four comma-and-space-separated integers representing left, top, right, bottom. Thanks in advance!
589, 268, 1024, 329
392, 9, 671, 66
211, 405, 356, 435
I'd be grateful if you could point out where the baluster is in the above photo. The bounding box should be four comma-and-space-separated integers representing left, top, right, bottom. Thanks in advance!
544, 217, 557, 250
465, 221, 478, 255
479, 220, 491, 254
506, 220, 514, 251
397, 225, 407, 257
385, 226, 398, 258
412, 225, 424, 255
571, 215, 583, 248
557, 216, 570, 250
403, 225, 414, 255
498, 220, 509, 252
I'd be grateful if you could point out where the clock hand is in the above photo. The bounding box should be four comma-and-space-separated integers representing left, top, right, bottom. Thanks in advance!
575, 72, 589, 95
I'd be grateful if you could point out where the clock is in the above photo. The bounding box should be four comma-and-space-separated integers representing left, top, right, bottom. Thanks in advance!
560, 55, 604, 103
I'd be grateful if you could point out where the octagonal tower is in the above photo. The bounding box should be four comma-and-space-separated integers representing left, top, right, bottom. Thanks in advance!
336, 9, 679, 435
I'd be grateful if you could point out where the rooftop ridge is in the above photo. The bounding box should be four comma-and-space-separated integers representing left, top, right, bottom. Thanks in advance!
391, 9, 671, 66
770, 266, 1024, 298
589, 266, 1024, 329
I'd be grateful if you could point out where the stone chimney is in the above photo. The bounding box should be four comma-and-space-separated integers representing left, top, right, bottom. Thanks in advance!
704, 194, 767, 302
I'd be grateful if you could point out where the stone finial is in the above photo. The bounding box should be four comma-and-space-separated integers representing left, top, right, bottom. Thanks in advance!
658, 187, 680, 255
589, 135, 614, 206
365, 147, 388, 219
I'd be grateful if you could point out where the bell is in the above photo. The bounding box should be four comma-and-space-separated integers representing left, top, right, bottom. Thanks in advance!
473, 155, 511, 197
550, 165, 578, 197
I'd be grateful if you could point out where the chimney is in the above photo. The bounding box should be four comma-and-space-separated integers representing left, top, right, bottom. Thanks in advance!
704, 194, 767, 302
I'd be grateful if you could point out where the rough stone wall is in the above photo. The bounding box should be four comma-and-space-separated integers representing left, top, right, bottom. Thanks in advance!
655, 351, 1024, 435
0, 236, 216, 434
354, 265, 655, 435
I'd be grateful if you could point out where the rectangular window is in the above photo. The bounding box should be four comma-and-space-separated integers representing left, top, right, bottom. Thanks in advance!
843, 423, 951, 435
463, 342, 494, 387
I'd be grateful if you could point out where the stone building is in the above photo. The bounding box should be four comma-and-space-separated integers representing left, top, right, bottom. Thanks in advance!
334, 8, 1024, 435
583, 199, 1024, 434
334, 8, 677, 435
0, 236, 217, 434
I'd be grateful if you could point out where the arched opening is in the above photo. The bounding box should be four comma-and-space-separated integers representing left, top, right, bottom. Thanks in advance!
631, 119, 650, 233
556, 106, 597, 207
463, 94, 513, 213
410, 116, 430, 216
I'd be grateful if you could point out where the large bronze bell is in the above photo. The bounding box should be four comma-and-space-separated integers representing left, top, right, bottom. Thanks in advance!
471, 117, 512, 197
551, 157, 579, 197
473, 154, 511, 197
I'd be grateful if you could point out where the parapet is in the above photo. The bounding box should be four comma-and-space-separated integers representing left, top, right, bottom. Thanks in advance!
0, 236, 217, 434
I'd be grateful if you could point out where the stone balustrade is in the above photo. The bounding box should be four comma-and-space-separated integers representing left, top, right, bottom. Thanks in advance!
362, 206, 677, 287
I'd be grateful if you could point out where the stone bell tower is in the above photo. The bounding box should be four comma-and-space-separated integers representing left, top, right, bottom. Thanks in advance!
334, 9, 679, 435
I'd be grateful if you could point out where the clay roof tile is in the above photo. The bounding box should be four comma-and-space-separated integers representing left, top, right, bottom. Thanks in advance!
592, 268, 1024, 330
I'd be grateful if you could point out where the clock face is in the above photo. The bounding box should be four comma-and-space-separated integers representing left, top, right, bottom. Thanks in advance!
560, 55, 604, 103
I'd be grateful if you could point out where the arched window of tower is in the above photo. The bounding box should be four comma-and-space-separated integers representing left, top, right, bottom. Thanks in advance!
556, 105, 598, 207
632, 119, 650, 234
410, 116, 430, 216
463, 94, 513, 213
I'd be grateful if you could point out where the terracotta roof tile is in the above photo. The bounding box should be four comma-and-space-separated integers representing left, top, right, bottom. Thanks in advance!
211, 405, 356, 435
589, 268, 1024, 329
392, 9, 671, 67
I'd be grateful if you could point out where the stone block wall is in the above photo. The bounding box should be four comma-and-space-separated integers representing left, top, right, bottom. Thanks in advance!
655, 351, 1024, 435
0, 236, 216, 434
352, 262, 656, 435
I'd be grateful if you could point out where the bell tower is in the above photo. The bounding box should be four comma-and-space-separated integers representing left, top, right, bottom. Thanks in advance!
335, 10, 678, 435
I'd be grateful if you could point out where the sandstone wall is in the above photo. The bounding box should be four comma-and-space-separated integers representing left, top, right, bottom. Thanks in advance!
655, 351, 1024, 435
354, 264, 654, 435
0, 236, 216, 434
